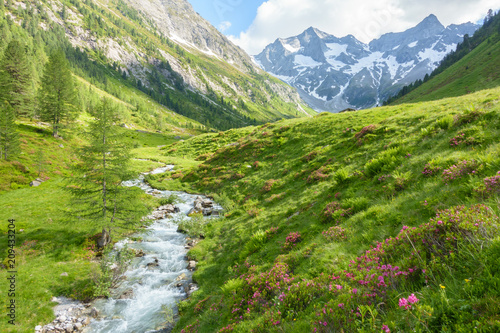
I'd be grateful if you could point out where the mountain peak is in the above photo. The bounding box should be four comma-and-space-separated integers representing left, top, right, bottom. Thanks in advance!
416, 14, 444, 30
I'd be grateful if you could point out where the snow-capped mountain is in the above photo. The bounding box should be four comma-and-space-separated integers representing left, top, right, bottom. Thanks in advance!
255, 15, 480, 112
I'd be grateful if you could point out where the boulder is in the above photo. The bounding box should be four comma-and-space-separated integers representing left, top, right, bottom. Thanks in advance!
30, 180, 42, 187
96, 228, 111, 249
65, 323, 74, 332
147, 258, 160, 268
175, 273, 187, 281
74, 322, 83, 331
60, 272, 68, 277
89, 307, 99, 318
202, 208, 213, 216
158, 204, 179, 214
187, 260, 196, 271
201, 199, 213, 208
118, 289, 134, 299
59, 144, 64, 148
134, 249, 146, 257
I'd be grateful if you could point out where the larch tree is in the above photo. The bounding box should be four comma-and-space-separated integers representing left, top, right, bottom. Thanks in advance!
38, 49, 77, 137
0, 101, 19, 160
67, 98, 144, 246
0, 40, 34, 117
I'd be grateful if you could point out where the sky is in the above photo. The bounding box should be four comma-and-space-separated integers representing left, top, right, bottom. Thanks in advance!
187, 0, 499, 55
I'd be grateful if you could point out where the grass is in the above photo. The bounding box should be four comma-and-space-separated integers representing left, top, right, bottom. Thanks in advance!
158, 87, 500, 332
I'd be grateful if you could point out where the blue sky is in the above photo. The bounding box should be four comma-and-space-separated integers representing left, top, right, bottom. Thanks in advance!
187, 0, 265, 36
187, 0, 499, 55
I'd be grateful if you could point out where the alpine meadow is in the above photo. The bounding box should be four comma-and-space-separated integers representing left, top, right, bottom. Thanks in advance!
0, 1, 499, 333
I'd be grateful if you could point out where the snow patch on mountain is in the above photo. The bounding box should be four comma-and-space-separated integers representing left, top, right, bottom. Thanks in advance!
255, 15, 480, 112
294, 55, 322, 68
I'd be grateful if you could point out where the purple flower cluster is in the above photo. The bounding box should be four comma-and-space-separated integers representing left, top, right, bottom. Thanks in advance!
422, 163, 441, 177
283, 232, 302, 250
399, 293, 419, 310
378, 174, 392, 182
322, 201, 353, 224
449, 132, 476, 147
475, 171, 500, 197
322, 226, 348, 241
442, 160, 478, 183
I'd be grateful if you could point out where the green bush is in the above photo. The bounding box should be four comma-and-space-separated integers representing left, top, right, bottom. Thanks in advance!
436, 115, 454, 130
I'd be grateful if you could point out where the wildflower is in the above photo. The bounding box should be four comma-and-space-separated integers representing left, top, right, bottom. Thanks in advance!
382, 324, 390, 333
465, 279, 470, 283
398, 298, 408, 308
338, 303, 345, 309
440, 284, 446, 289
407, 294, 419, 304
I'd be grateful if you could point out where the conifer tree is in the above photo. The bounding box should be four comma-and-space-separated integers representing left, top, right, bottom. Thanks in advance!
0, 101, 19, 160
38, 49, 76, 137
0, 40, 34, 117
67, 98, 144, 242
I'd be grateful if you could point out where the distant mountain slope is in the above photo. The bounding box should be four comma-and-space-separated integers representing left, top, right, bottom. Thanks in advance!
255, 15, 479, 112
1, 0, 314, 131
387, 11, 500, 105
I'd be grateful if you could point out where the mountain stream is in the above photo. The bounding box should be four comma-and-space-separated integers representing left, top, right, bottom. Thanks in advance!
84, 166, 221, 333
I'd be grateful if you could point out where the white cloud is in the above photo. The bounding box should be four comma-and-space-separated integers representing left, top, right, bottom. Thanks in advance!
229, 0, 499, 55
218, 21, 232, 32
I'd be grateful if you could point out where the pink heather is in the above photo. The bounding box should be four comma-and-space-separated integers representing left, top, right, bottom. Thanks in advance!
398, 298, 408, 308
408, 293, 419, 304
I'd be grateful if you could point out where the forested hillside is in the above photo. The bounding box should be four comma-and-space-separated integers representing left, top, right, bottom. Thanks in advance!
0, 0, 313, 131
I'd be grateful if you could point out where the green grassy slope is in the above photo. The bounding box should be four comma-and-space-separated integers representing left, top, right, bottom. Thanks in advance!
159, 87, 500, 332
393, 36, 500, 104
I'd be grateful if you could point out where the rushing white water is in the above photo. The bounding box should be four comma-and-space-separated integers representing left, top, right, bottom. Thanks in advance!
85, 166, 221, 333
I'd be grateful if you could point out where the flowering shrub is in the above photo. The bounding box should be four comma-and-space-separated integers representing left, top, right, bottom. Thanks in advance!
453, 109, 483, 126
312, 204, 498, 332
442, 160, 479, 183
246, 207, 260, 217
355, 124, 377, 140
307, 167, 329, 183
422, 163, 441, 176
322, 226, 348, 241
474, 171, 500, 197
265, 192, 285, 202
302, 151, 319, 162
449, 132, 478, 147
378, 174, 392, 182
283, 232, 302, 250
261, 179, 279, 192
265, 227, 279, 239
322, 201, 353, 224
399, 293, 419, 310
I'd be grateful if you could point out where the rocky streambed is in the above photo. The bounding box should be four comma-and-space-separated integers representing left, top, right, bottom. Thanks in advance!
36, 166, 222, 333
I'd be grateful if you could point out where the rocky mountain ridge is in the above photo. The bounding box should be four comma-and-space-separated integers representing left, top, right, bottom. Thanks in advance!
255, 15, 480, 112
